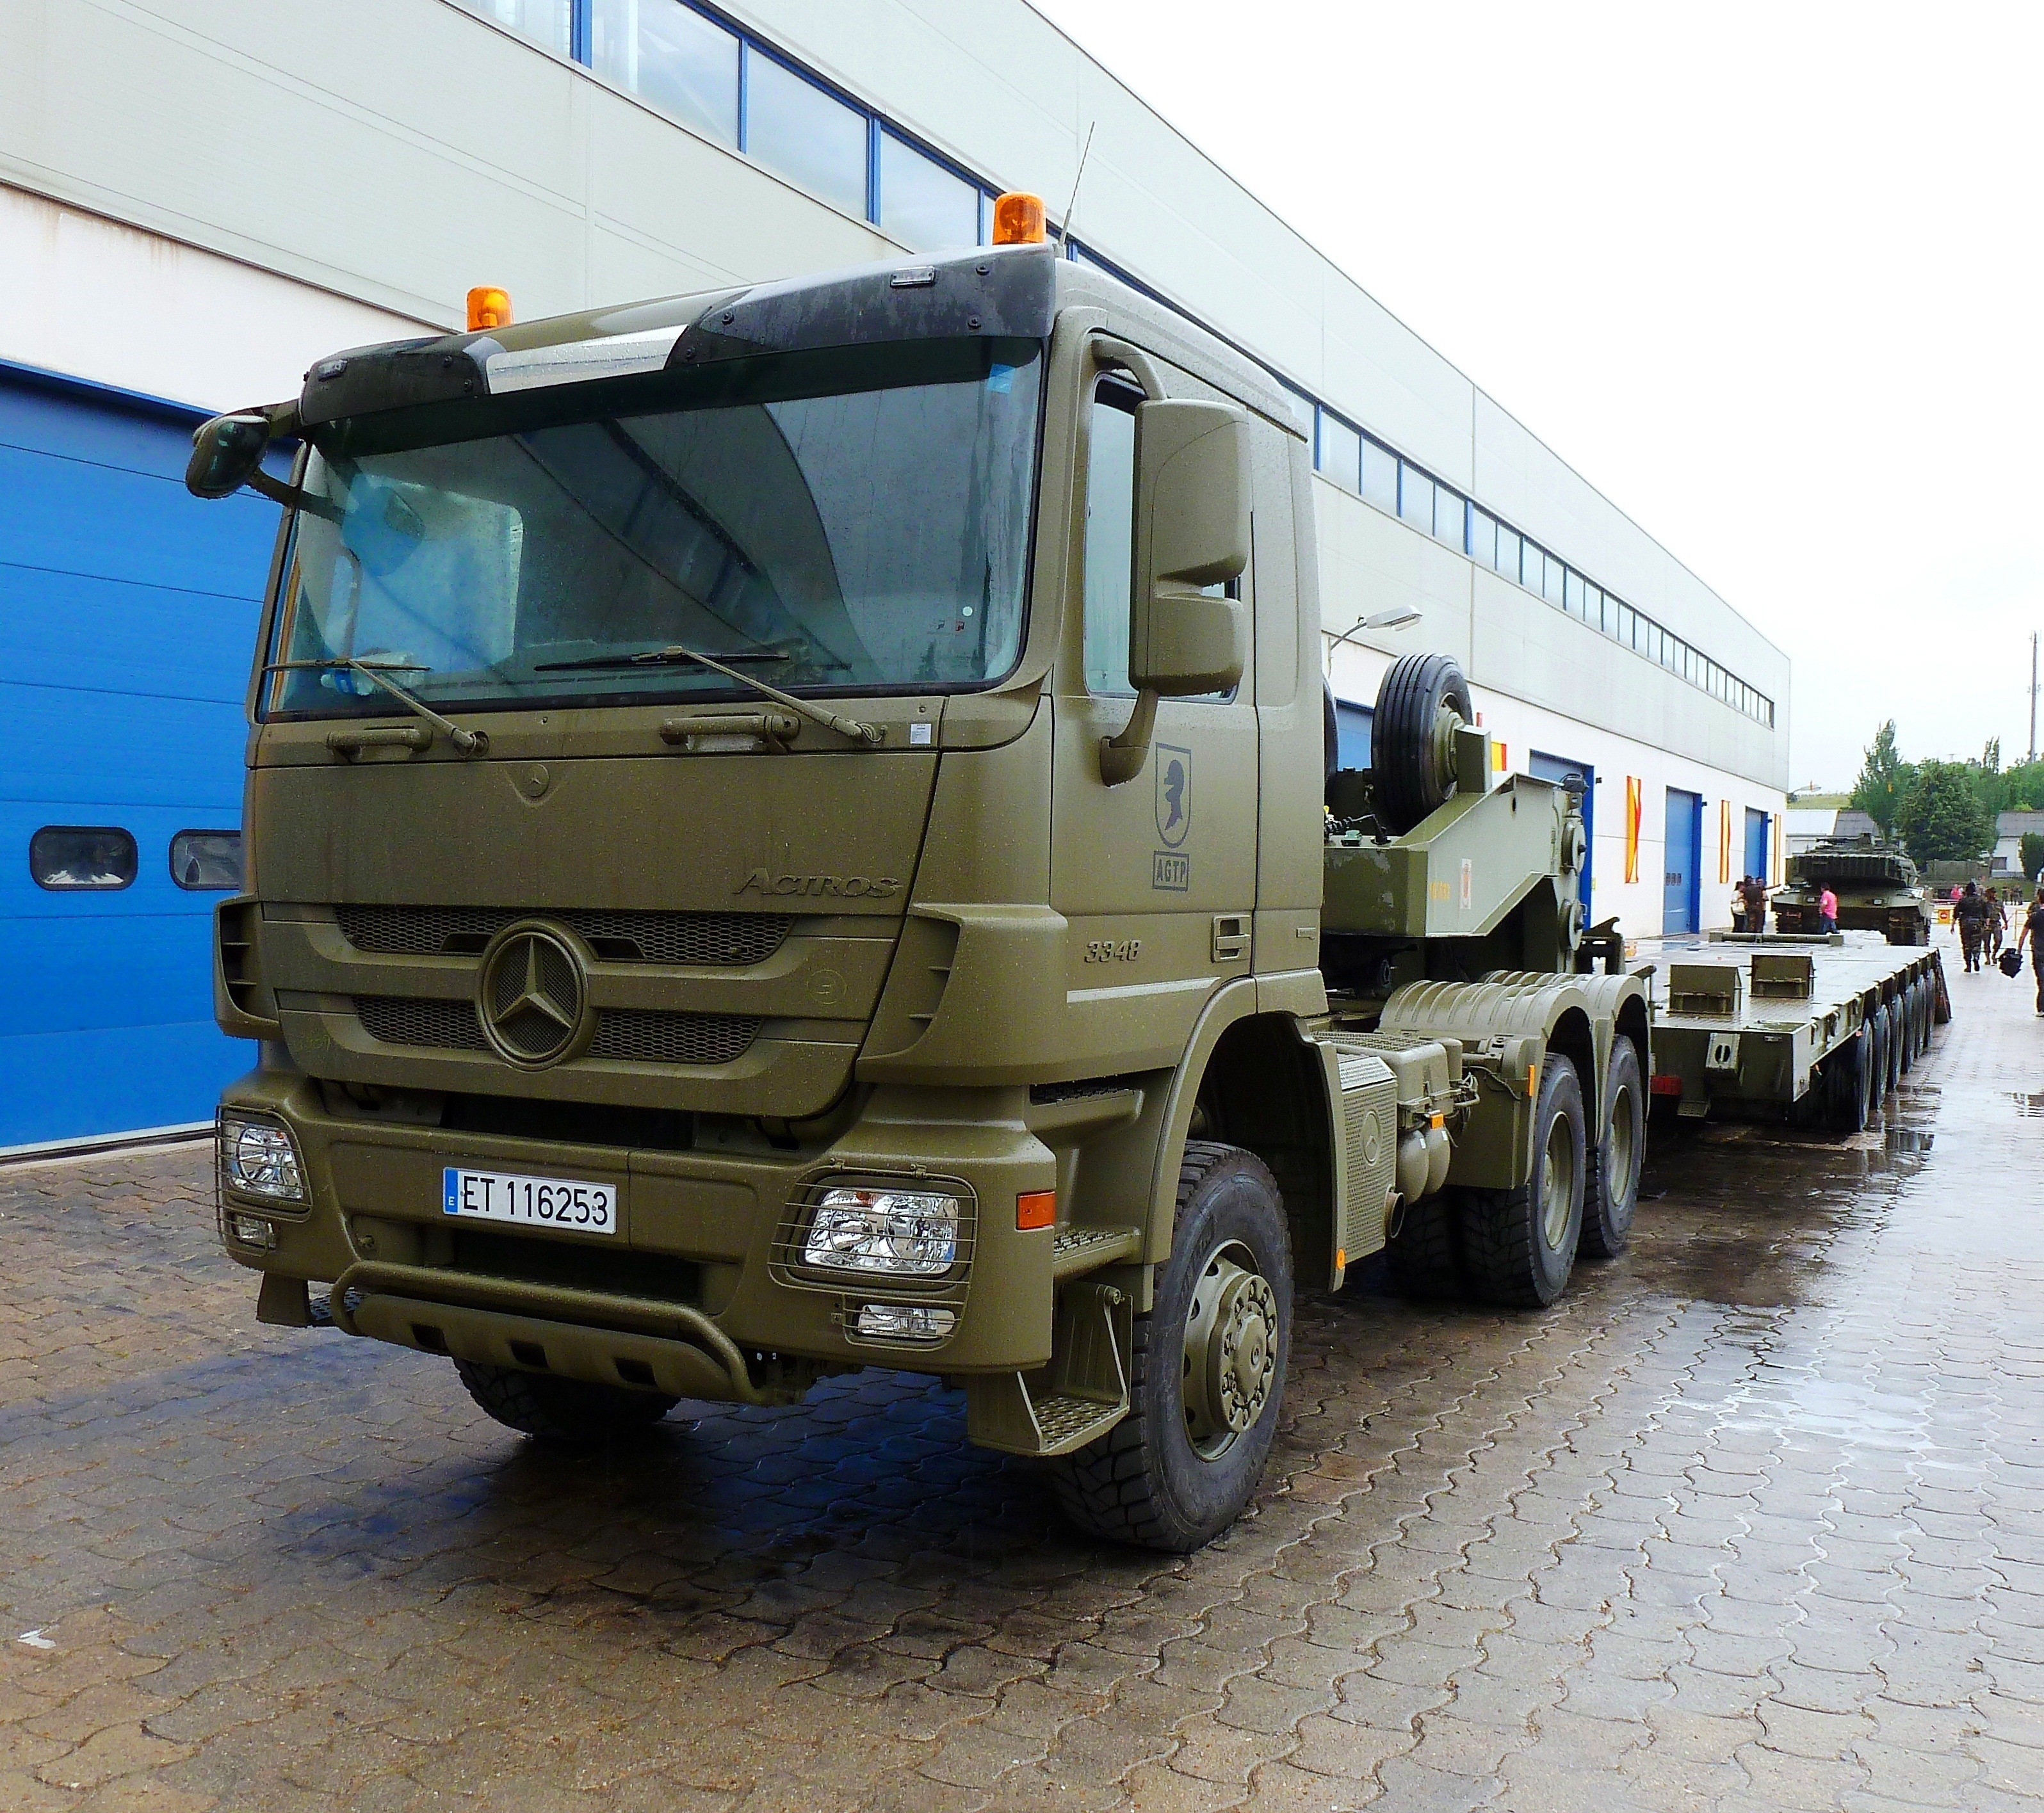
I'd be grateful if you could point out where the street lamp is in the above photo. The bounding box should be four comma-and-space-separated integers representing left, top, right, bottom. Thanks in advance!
1325, 607, 1422, 668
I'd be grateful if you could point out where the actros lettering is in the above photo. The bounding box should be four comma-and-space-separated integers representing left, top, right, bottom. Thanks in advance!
735, 869, 902, 899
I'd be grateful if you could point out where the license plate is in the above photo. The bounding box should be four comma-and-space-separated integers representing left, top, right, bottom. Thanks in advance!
442, 1167, 618, 1236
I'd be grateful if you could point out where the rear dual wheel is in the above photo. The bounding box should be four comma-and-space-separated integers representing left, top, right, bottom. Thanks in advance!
1458, 1054, 1587, 1308
1580, 1036, 1644, 1260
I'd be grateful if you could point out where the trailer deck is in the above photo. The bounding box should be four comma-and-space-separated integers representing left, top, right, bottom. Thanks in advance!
1637, 930, 1948, 1125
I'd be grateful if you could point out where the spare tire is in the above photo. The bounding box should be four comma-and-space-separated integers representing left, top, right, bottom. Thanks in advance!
1373, 653, 1475, 835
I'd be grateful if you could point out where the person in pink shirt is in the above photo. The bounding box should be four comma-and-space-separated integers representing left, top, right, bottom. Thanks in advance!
1818, 886, 1838, 935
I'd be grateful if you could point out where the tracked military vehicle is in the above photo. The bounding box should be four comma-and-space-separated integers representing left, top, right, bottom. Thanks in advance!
186, 205, 1646, 1551
1772, 835, 1931, 944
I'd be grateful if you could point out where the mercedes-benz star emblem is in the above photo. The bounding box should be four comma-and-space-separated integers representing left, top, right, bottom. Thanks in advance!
477, 924, 589, 1067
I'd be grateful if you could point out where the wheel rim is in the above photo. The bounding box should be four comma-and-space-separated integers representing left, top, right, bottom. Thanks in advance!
1541, 1113, 1577, 1249
1181, 1240, 1279, 1460
1609, 1083, 1637, 1205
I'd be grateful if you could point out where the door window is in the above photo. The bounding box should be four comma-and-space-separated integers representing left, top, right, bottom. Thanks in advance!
30, 826, 137, 890
1083, 380, 1140, 697
1081, 374, 1239, 701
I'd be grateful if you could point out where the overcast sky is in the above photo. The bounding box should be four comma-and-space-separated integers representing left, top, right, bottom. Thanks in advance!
1028, 0, 2043, 789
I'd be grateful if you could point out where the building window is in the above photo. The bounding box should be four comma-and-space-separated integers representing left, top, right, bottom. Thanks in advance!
591, 0, 740, 144
1434, 487, 1466, 551
1361, 437, 1398, 512
1316, 412, 1361, 493
879, 131, 978, 250
1398, 462, 1432, 531
30, 826, 137, 891
462, 0, 573, 56
1495, 524, 1520, 583
170, 830, 245, 892
742, 45, 868, 218
1468, 508, 1495, 570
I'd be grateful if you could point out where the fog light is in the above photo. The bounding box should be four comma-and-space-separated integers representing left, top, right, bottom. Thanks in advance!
219, 1116, 304, 1202
803, 1188, 959, 1277
226, 1212, 277, 1250
856, 1303, 956, 1341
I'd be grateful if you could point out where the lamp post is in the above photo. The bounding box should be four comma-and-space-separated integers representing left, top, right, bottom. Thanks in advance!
1324, 607, 1422, 670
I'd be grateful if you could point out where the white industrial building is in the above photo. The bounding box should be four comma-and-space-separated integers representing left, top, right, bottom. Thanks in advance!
0, 0, 1790, 1146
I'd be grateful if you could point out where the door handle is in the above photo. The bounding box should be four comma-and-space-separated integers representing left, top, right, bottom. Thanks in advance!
1212, 914, 1251, 963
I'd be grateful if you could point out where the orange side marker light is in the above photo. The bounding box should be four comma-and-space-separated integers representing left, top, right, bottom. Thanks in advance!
467, 286, 513, 332
991, 192, 1047, 246
1017, 1189, 1057, 1230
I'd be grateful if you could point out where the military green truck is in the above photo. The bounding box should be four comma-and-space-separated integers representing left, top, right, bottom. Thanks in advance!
1771, 835, 1932, 944
186, 232, 1648, 1551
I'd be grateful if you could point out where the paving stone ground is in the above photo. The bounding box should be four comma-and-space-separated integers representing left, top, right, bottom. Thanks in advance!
3, 933, 2041, 1811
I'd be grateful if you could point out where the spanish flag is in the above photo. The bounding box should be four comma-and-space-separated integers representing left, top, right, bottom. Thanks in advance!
1718, 799, 1733, 885
1624, 777, 1643, 883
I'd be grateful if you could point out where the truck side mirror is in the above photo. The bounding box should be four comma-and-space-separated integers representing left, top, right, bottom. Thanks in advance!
186, 414, 272, 499
1100, 398, 1252, 786
1131, 399, 1249, 695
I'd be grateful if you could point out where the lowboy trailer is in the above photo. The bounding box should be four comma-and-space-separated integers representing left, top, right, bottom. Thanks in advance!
1641, 931, 1949, 1130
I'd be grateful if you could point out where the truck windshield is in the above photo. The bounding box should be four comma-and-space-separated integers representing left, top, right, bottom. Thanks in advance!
267, 337, 1042, 718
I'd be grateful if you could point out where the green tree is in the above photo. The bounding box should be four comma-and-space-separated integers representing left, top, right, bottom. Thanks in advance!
1849, 720, 1913, 837
1895, 760, 1995, 865
2022, 832, 2044, 883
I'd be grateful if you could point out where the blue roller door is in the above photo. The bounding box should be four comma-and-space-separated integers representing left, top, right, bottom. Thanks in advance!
1664, 787, 1703, 933
0, 366, 279, 1148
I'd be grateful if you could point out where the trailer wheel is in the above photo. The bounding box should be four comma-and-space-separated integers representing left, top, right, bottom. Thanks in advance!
1049, 1142, 1292, 1552
1897, 987, 1918, 1075
1372, 653, 1475, 835
1821, 1026, 1872, 1132
1867, 1006, 1890, 1106
1581, 1035, 1644, 1261
1457, 1054, 1586, 1308
1384, 1193, 1464, 1299
1931, 962, 1952, 1026
453, 1358, 677, 1443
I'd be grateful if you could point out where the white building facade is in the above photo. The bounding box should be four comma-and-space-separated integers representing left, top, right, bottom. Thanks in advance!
0, 0, 1790, 1145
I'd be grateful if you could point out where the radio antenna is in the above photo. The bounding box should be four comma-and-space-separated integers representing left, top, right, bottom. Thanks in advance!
1060, 123, 1096, 252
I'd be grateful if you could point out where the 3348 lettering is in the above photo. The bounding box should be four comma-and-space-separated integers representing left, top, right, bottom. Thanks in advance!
1084, 938, 1142, 964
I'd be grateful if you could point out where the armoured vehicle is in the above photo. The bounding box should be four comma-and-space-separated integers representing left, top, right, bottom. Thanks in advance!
1771, 835, 1931, 944
186, 210, 1647, 1550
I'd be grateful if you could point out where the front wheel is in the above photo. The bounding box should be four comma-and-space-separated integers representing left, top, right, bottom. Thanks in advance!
1457, 1053, 1587, 1307
453, 1359, 677, 1444
1050, 1143, 1292, 1552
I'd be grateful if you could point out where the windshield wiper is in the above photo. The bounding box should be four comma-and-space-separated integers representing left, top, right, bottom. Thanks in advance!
535, 648, 790, 672
535, 644, 880, 745
265, 656, 488, 756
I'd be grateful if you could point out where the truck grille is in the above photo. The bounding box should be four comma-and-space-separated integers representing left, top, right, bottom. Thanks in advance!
336, 905, 793, 966
353, 997, 760, 1067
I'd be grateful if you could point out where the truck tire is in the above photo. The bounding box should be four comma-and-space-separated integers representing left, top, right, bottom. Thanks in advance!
1580, 1035, 1644, 1261
1372, 653, 1474, 835
1821, 1027, 1872, 1132
1931, 964, 1951, 1026
1897, 987, 1917, 1075
1049, 1142, 1292, 1552
1883, 1000, 1904, 1093
1384, 1193, 1464, 1299
453, 1358, 677, 1443
1867, 1006, 1890, 1106
1456, 1053, 1586, 1308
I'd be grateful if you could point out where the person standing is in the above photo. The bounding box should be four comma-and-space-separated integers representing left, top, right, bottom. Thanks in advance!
1987, 887, 2007, 960
1741, 874, 1769, 933
1956, 881, 1988, 971
1731, 878, 1750, 932
2026, 887, 2044, 1014
1818, 884, 1839, 937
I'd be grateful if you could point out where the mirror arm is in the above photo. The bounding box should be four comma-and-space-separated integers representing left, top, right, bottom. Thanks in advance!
1099, 689, 1158, 787
1092, 337, 1169, 401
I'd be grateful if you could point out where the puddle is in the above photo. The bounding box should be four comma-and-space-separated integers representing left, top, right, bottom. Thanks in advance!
2013, 1092, 2044, 1117
1885, 1127, 1935, 1153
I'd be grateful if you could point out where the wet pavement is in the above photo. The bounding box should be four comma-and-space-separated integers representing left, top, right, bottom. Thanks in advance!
3, 934, 2041, 1812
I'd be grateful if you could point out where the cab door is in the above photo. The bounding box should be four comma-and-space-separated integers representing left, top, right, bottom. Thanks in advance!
1049, 351, 1258, 1074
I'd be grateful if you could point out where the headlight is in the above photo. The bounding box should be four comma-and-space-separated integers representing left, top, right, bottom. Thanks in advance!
856, 1303, 955, 1341
219, 1116, 304, 1202
802, 1188, 959, 1277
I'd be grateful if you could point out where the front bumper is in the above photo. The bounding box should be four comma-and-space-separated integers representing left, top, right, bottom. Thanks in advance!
215, 1063, 1061, 1384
